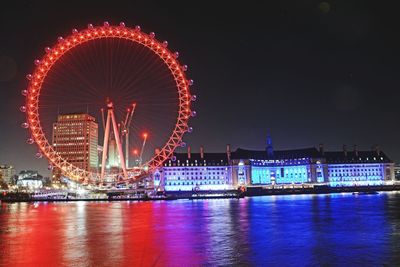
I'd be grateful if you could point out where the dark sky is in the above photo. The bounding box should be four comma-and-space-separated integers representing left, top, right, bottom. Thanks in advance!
1, 0, 399, 175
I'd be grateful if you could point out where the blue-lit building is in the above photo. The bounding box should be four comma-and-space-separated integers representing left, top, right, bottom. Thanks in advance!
323, 145, 394, 186
155, 140, 394, 191
155, 146, 235, 192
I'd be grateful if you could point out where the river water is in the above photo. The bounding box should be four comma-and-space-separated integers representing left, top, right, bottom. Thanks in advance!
1, 192, 400, 266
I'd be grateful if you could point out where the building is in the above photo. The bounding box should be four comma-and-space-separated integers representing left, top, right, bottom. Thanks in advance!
52, 113, 99, 173
395, 164, 400, 180
324, 145, 394, 186
155, 139, 395, 191
107, 134, 120, 169
232, 147, 326, 186
155, 146, 235, 191
0, 165, 16, 184
16, 170, 44, 189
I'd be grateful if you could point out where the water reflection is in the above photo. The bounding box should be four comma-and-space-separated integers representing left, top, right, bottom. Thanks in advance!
1, 193, 400, 266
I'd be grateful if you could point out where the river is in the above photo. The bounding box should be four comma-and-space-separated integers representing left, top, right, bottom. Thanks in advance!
1, 192, 400, 266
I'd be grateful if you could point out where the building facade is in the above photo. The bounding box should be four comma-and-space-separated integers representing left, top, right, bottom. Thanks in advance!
52, 114, 99, 172
0, 165, 16, 184
324, 146, 394, 186
155, 142, 395, 191
155, 146, 235, 191
16, 170, 44, 189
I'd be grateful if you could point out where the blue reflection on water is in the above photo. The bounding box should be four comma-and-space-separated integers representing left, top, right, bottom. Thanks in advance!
245, 194, 397, 265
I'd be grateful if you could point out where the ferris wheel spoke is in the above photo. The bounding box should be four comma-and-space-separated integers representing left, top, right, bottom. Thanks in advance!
23, 23, 193, 185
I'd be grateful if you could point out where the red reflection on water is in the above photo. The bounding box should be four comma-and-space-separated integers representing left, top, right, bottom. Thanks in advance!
0, 202, 208, 266
0, 203, 66, 266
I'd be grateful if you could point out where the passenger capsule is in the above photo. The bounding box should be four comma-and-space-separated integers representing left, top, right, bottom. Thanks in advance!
72, 28, 78, 34
173, 52, 179, 58
119, 22, 126, 27
57, 36, 64, 42
87, 23, 94, 29
21, 90, 28, 96
180, 142, 186, 148
191, 95, 197, 101
35, 152, 43, 159
20, 106, 26, 113
103, 21, 110, 27
162, 41, 168, 47
149, 32, 155, 38
171, 156, 177, 162
45, 47, 51, 53
21, 122, 29, 129
191, 111, 197, 117
26, 138, 34, 145
34, 59, 40, 66
26, 74, 32, 80
188, 79, 194, 86
188, 127, 193, 133
135, 25, 141, 31
182, 65, 188, 71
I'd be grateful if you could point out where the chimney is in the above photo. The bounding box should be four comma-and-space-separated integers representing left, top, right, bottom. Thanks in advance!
200, 146, 204, 159
319, 143, 324, 155
343, 145, 347, 157
375, 145, 381, 156
226, 144, 231, 161
266, 135, 274, 158
353, 145, 358, 157
187, 146, 191, 159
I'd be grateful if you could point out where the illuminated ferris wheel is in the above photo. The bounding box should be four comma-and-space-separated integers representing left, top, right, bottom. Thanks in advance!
20, 21, 196, 184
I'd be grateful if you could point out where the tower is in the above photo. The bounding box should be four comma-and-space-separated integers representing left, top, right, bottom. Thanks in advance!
266, 135, 274, 158
52, 113, 98, 172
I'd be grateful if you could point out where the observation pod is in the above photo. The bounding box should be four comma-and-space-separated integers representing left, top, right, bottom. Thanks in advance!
26, 138, 34, 145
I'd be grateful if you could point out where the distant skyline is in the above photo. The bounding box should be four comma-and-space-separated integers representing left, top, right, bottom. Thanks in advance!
0, 0, 399, 175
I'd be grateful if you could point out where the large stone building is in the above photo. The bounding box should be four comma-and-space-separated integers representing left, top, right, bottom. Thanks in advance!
155, 139, 395, 191
0, 165, 16, 184
154, 146, 234, 191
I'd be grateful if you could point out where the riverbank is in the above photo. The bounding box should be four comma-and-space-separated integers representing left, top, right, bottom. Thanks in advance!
244, 184, 400, 196
1, 185, 399, 203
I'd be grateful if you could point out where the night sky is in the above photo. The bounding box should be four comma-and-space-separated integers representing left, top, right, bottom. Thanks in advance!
1, 0, 399, 176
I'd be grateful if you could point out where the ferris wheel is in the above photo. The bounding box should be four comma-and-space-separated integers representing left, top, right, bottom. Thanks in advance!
20, 21, 196, 184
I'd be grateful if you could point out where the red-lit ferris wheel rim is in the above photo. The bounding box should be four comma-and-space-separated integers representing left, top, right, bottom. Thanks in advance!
22, 22, 194, 183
